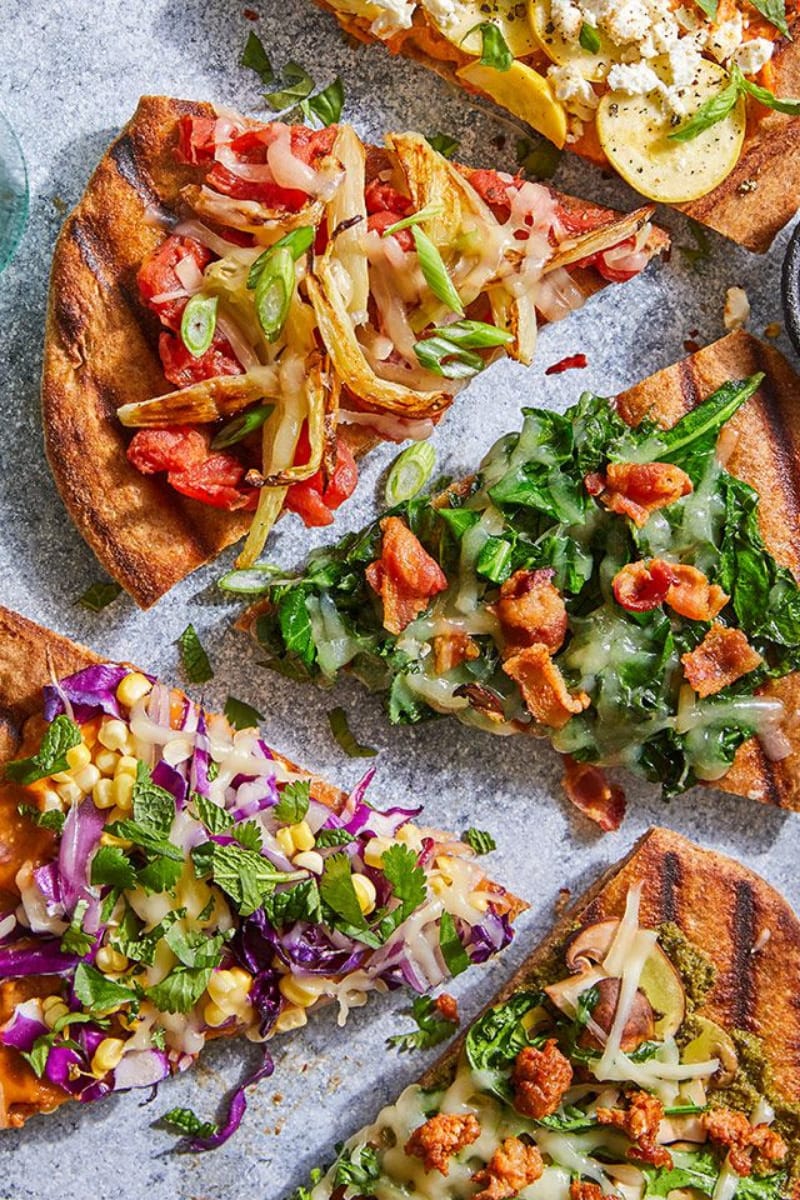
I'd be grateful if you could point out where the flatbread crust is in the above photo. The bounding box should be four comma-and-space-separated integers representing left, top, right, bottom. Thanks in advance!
316, 2, 800, 252
420, 825, 800, 1121
42, 95, 666, 609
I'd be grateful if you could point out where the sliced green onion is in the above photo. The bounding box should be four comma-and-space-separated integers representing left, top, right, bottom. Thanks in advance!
254, 246, 295, 342
382, 204, 444, 238
385, 442, 436, 506
328, 707, 377, 758
427, 320, 514, 349
218, 564, 288, 595
247, 226, 314, 290
579, 22, 601, 52
414, 319, 513, 379
464, 22, 513, 71
412, 227, 464, 316
211, 404, 275, 450
180, 294, 218, 358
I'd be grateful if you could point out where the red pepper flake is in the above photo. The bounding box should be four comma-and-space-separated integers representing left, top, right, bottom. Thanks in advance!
683, 339, 701, 353
243, 7, 260, 18
545, 353, 588, 376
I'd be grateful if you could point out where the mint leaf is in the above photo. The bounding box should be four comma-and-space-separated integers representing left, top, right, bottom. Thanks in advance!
77, 580, 122, 612
439, 911, 470, 977
263, 878, 322, 927
132, 761, 175, 836
319, 853, 367, 929
90, 845, 136, 890
177, 624, 213, 685
74, 963, 138, 1014
192, 792, 232, 835
108, 820, 183, 860
17, 803, 65, 834
160, 1105, 219, 1140
224, 695, 264, 731
463, 827, 496, 855
387, 994, 458, 1052
191, 841, 297, 915
274, 779, 310, 824
5, 715, 82, 784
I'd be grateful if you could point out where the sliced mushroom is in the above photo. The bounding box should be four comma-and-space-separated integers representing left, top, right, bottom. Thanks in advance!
682, 1017, 738, 1089
578, 976, 655, 1053
566, 919, 618, 970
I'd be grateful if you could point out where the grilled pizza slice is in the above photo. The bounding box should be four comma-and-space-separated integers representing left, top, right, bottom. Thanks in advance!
0, 606, 522, 1139
300, 826, 800, 1200
42, 95, 667, 608
241, 331, 800, 824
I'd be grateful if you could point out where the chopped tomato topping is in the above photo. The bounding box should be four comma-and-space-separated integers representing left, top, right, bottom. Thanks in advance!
366, 516, 448, 634
545, 354, 588, 376
663, 563, 728, 621
681, 625, 763, 698
502, 644, 590, 728
365, 179, 412, 217
472, 1137, 544, 1200
366, 208, 414, 249
561, 755, 626, 832
158, 331, 243, 389
612, 560, 674, 612
126, 427, 209, 476
468, 169, 514, 220
168, 453, 259, 511
593, 239, 642, 284
137, 235, 212, 331
204, 124, 336, 212
590, 462, 693, 527
283, 436, 359, 528
491, 569, 568, 657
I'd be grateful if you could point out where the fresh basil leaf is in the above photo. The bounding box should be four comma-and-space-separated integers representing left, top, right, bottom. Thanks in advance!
132, 761, 176, 837
77, 580, 122, 612
463, 827, 496, 855
426, 131, 460, 158
302, 76, 344, 126
739, 66, 800, 114
439, 911, 470, 977
465, 21, 513, 70
746, 0, 789, 35
176, 623, 213, 685
4, 715, 82, 784
265, 61, 314, 112
274, 779, 311, 823
579, 21, 601, 51
146, 964, 214, 1015
328, 707, 377, 758
224, 695, 265, 731
90, 845, 136, 890
693, 0, 718, 18
669, 71, 742, 141
241, 31, 275, 86
74, 963, 138, 1014
17, 803, 65, 834
387, 994, 458, 1052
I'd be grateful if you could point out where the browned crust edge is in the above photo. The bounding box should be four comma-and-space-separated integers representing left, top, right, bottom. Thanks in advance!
42, 95, 666, 609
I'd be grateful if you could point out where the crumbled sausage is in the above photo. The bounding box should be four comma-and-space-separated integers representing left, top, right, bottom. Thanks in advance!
562, 756, 626, 832
570, 1181, 604, 1200
511, 1040, 573, 1119
503, 645, 590, 729
366, 517, 448, 635
597, 1090, 672, 1169
404, 1112, 481, 1175
491, 569, 568, 657
704, 1106, 788, 1176
472, 1137, 544, 1200
682, 625, 763, 698
589, 462, 693, 528
434, 993, 459, 1024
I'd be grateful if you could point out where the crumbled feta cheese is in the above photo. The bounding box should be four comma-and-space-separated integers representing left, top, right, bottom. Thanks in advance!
548, 63, 600, 118
606, 61, 662, 95
550, 0, 585, 42
724, 286, 750, 332
602, 0, 651, 45
675, 5, 701, 32
732, 37, 774, 76
422, 0, 457, 27
370, 0, 416, 36
667, 36, 703, 87
704, 12, 743, 63
565, 116, 586, 143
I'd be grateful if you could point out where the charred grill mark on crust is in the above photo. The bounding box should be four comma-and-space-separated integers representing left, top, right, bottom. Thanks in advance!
677, 360, 702, 415
71, 217, 112, 292
729, 880, 758, 1029
111, 135, 173, 224
659, 851, 682, 922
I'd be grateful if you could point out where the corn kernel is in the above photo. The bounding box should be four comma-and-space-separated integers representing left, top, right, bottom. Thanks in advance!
96, 945, 129, 974
56, 780, 82, 806
430, 876, 447, 897
42, 997, 69, 1028
278, 975, 319, 1008
66, 743, 92, 772
276, 827, 295, 857
228, 967, 252, 992
98, 720, 131, 754
72, 764, 101, 794
352, 873, 377, 916
41, 789, 64, 813
93, 778, 115, 809
274, 1005, 308, 1034
91, 1037, 126, 1077
293, 850, 324, 875
204, 1001, 230, 1028
116, 672, 152, 708
94, 748, 119, 776
111, 773, 135, 812
396, 823, 422, 850
290, 820, 315, 853
207, 970, 239, 1005
115, 756, 139, 779
469, 890, 490, 913
363, 837, 394, 869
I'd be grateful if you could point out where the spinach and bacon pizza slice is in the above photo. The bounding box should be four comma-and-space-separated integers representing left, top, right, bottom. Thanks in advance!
42, 95, 667, 609
298, 826, 800, 1200
0, 605, 522, 1140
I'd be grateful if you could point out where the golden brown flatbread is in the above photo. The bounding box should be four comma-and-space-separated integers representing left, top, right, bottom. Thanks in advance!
42, 95, 667, 609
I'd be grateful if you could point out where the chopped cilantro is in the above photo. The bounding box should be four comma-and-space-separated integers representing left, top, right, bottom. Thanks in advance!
387, 994, 458, 1053
4, 715, 82, 784
274, 779, 311, 824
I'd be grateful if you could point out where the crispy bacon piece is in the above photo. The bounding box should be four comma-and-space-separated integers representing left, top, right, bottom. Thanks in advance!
472, 1137, 544, 1200
366, 517, 448, 635
511, 1041, 573, 1119
405, 1112, 481, 1176
613, 559, 728, 621
664, 563, 729, 621
612, 560, 674, 612
561, 755, 626, 832
453, 682, 509, 723
503, 645, 589, 729
434, 993, 459, 1024
491, 569, 568, 657
704, 1107, 788, 1176
570, 1183, 604, 1200
682, 625, 763, 698
433, 632, 480, 674
597, 1091, 672, 1169
589, 462, 693, 527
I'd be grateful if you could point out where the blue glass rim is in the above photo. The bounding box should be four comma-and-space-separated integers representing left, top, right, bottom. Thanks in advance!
0, 109, 29, 274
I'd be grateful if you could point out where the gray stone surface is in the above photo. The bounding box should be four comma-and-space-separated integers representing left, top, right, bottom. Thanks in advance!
0, 4, 798, 1196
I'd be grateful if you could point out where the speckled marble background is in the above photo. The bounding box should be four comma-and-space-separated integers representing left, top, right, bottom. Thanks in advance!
0, 3, 798, 1197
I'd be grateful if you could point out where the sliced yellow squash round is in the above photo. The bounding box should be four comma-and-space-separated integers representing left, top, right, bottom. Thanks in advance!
596, 59, 745, 204
456, 58, 568, 147
422, 0, 537, 58
528, 0, 617, 82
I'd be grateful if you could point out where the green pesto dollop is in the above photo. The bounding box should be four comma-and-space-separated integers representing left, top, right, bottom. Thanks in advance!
658, 921, 716, 1012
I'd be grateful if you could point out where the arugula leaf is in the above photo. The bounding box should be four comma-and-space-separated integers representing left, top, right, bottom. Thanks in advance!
439, 911, 470, 977
263, 878, 322, 927
77, 580, 122, 612
137, 856, 183, 895
60, 900, 95, 957
177, 624, 213, 685
132, 761, 175, 837
328, 707, 377, 758
160, 1105, 219, 1140
274, 779, 311, 824
333, 1145, 381, 1189
147, 965, 214, 1015
224, 695, 264, 731
302, 77, 344, 126
90, 845, 136, 890
4, 715, 82, 784
465, 991, 545, 1101
314, 827, 356, 848
747, 0, 789, 35
17, 803, 65, 834
641, 1148, 720, 1198
74, 963, 138, 1014
465, 21, 513, 70
463, 827, 496, 855
387, 994, 458, 1052
192, 792, 232, 835
319, 853, 367, 929
240, 31, 275, 86
192, 841, 298, 915
426, 131, 460, 158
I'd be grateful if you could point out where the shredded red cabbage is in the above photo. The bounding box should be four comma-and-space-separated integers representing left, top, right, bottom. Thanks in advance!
187, 1048, 275, 1151
0, 941, 79, 978
43, 665, 151, 724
